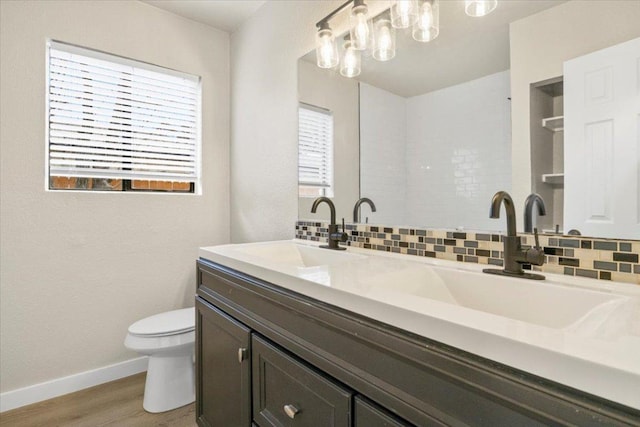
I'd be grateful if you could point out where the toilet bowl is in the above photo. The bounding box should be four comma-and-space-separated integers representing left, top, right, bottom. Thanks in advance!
124, 307, 195, 413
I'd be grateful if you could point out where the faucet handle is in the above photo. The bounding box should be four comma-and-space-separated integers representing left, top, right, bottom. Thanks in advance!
340, 218, 348, 243
524, 227, 545, 266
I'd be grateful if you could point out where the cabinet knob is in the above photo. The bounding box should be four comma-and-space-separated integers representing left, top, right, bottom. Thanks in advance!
283, 404, 299, 419
237, 347, 247, 363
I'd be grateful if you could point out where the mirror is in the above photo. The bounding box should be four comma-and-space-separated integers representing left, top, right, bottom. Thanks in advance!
298, 0, 640, 240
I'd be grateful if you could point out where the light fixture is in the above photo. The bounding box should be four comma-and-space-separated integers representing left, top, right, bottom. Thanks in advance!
315, 21, 339, 69
372, 15, 396, 61
465, 0, 497, 17
314, 0, 497, 76
340, 37, 362, 77
413, 0, 439, 42
390, 0, 418, 29
349, 0, 373, 50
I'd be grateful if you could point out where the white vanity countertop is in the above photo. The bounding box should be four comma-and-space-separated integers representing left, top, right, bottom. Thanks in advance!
199, 239, 640, 410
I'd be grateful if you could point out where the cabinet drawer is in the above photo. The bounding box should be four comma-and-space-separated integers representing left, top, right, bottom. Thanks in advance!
252, 335, 352, 427
354, 396, 413, 427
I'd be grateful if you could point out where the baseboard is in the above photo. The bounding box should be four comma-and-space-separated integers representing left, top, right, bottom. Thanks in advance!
0, 356, 148, 413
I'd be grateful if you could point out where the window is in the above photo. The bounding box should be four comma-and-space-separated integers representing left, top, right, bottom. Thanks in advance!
298, 103, 334, 198
46, 41, 201, 193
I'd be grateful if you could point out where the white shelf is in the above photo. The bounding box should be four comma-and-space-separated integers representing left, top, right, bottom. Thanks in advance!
542, 173, 564, 185
542, 116, 564, 132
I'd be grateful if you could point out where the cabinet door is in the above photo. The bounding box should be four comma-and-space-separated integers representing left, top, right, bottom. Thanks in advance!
196, 297, 251, 427
252, 335, 352, 427
354, 397, 413, 427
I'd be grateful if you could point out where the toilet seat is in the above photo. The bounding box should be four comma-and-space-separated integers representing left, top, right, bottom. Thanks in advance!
128, 307, 195, 337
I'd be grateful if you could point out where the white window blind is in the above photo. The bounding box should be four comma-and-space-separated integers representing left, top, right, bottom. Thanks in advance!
298, 104, 333, 190
46, 41, 201, 184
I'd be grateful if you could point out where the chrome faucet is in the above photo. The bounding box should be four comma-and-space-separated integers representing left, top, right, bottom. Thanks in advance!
523, 193, 546, 233
483, 191, 545, 280
353, 197, 376, 223
311, 197, 347, 250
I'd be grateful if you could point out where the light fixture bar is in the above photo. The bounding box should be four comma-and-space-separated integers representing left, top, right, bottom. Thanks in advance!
315, 0, 355, 30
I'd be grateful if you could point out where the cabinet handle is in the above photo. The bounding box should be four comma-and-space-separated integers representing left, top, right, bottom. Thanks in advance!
283, 404, 299, 419
237, 347, 247, 363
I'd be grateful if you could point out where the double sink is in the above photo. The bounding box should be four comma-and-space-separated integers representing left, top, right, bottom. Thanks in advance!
213, 240, 635, 331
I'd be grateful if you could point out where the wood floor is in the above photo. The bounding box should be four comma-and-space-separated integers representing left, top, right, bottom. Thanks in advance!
0, 373, 196, 427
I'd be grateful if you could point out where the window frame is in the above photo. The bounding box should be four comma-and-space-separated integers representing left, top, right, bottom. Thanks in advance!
44, 39, 202, 194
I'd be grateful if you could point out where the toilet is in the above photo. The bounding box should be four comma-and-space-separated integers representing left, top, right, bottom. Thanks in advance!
124, 307, 196, 413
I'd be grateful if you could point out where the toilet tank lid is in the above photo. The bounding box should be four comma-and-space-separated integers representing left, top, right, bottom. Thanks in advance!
128, 307, 195, 336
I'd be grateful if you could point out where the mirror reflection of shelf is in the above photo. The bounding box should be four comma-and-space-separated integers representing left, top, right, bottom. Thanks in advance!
542, 115, 564, 132
542, 173, 564, 185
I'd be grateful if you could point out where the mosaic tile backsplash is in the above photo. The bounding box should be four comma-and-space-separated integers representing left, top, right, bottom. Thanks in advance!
295, 220, 639, 285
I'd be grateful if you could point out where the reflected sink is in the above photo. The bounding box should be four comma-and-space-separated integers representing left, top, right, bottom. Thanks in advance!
368, 265, 632, 329
229, 241, 367, 268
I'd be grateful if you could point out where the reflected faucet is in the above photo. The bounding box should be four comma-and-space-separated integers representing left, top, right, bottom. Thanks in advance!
311, 197, 348, 250
523, 193, 547, 233
353, 197, 376, 223
483, 191, 545, 280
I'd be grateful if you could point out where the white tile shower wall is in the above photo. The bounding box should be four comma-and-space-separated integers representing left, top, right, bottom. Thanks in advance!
404, 70, 512, 230
360, 83, 407, 224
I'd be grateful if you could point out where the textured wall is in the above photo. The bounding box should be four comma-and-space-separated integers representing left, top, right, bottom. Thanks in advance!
230, 1, 337, 243
0, 0, 230, 393
230, 0, 387, 243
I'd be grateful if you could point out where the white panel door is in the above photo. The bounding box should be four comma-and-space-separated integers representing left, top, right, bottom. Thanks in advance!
564, 37, 640, 239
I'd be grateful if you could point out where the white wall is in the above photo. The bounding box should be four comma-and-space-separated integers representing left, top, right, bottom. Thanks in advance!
405, 71, 512, 230
509, 0, 640, 227
360, 83, 407, 225
230, 1, 329, 243
230, 0, 387, 242
298, 60, 359, 223
0, 0, 229, 395
360, 72, 511, 230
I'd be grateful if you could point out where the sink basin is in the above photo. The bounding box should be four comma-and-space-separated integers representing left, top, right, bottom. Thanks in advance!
202, 240, 635, 332
367, 264, 631, 329
228, 241, 367, 268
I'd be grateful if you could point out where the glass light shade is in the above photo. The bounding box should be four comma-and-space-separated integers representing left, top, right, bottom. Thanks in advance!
465, 0, 497, 17
413, 0, 439, 43
372, 18, 396, 62
315, 27, 339, 69
349, 4, 373, 50
340, 40, 361, 78
390, 0, 418, 29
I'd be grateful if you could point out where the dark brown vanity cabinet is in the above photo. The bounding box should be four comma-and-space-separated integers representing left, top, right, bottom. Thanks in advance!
196, 259, 640, 427
196, 294, 410, 427
354, 397, 413, 427
196, 297, 252, 427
